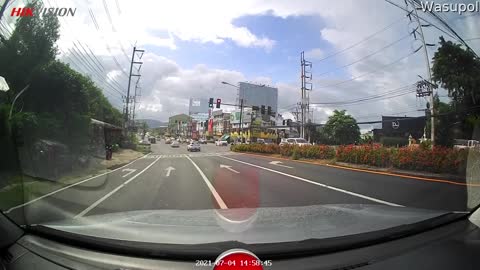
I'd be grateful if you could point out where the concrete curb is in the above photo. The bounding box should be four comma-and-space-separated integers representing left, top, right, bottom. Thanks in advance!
331, 162, 466, 182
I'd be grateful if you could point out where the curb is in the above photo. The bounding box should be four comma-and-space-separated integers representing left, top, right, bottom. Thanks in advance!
234, 151, 478, 187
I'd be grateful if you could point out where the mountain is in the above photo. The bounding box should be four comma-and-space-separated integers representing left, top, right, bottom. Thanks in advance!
136, 119, 168, 128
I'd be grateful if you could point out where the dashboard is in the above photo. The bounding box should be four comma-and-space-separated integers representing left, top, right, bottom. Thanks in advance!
2, 217, 480, 270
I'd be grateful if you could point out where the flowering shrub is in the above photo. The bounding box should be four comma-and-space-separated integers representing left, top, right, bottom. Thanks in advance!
338, 144, 469, 175
232, 143, 471, 175
231, 144, 335, 159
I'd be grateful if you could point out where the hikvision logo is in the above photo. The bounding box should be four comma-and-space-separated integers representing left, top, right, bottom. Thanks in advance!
10, 7, 76, 17
418, 1, 480, 15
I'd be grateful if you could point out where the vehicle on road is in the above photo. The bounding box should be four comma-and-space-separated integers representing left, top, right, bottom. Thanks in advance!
170, 140, 180, 148
279, 138, 293, 146
165, 138, 171, 144
198, 138, 207, 144
187, 142, 201, 152
215, 139, 228, 146
454, 139, 479, 149
292, 138, 311, 146
148, 137, 156, 144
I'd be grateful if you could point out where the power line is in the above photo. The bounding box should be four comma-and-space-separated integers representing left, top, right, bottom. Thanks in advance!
310, 84, 416, 105
313, 16, 406, 63
316, 49, 420, 88
316, 33, 411, 77
411, 0, 479, 57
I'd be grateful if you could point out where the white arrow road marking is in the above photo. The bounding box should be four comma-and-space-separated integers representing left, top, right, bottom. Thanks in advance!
269, 161, 294, 169
74, 156, 161, 218
121, 168, 137, 178
165, 166, 176, 177
220, 164, 239, 174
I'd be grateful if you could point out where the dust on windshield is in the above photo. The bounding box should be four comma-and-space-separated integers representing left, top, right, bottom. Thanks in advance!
0, 0, 480, 244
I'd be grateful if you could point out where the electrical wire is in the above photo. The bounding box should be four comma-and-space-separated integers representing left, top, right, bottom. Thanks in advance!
316, 33, 411, 77
313, 16, 407, 63
310, 84, 416, 105
317, 49, 420, 88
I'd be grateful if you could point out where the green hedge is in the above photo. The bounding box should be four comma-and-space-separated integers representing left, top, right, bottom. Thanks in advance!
231, 144, 335, 160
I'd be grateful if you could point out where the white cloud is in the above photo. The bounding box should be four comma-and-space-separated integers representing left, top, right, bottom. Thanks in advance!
50, 0, 479, 127
305, 48, 324, 60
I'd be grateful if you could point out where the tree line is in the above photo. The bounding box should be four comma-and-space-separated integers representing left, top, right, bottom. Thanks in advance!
0, 1, 123, 171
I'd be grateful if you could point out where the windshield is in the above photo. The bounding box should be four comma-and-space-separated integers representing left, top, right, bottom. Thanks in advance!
1, 0, 480, 251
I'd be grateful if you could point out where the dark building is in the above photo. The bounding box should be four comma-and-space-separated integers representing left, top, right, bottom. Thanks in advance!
373, 116, 425, 142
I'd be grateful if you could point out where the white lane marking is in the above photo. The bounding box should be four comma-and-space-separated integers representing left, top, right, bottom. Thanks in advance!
184, 155, 228, 209
74, 156, 161, 218
269, 161, 294, 169
5, 154, 150, 213
165, 166, 175, 177
220, 164, 239, 174
219, 155, 404, 207
121, 168, 136, 178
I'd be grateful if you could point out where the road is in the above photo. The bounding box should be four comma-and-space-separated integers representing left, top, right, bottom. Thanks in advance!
5, 141, 474, 224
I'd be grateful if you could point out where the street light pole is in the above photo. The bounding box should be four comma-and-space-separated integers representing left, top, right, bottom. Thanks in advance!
239, 98, 244, 141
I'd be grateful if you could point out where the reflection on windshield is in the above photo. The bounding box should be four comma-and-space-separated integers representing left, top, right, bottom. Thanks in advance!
0, 0, 479, 245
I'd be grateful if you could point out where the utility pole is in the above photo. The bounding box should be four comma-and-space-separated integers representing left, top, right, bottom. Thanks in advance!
239, 98, 244, 142
124, 46, 144, 130
0, 0, 10, 22
409, 0, 435, 145
300, 51, 312, 139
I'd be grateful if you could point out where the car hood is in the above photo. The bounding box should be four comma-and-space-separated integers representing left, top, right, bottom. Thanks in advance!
42, 204, 449, 245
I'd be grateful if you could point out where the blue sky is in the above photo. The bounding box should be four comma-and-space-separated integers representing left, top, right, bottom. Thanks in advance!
147, 13, 333, 84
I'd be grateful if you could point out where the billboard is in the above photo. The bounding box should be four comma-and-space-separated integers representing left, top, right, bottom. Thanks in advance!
230, 109, 252, 124
239, 82, 278, 114
189, 98, 209, 115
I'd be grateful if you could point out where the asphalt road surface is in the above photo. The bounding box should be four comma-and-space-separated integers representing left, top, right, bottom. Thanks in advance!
5, 140, 475, 224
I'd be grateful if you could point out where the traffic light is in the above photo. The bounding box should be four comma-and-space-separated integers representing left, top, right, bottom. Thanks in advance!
216, 98, 221, 109
267, 106, 271, 116
208, 98, 214, 108
261, 105, 265, 115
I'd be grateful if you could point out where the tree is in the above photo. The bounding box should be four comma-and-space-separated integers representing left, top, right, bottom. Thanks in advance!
323, 110, 360, 145
431, 36, 480, 139
0, 1, 60, 92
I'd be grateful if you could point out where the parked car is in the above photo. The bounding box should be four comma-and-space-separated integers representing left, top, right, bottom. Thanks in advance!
171, 140, 180, 148
165, 138, 171, 144
148, 137, 156, 144
187, 142, 201, 152
207, 139, 215, 143
215, 139, 228, 146
198, 138, 207, 144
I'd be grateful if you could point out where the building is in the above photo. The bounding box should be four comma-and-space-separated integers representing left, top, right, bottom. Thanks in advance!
212, 110, 231, 137
168, 114, 192, 137
238, 82, 278, 115
189, 98, 210, 115
373, 115, 426, 142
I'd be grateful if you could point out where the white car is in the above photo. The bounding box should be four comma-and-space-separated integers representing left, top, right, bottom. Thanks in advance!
170, 140, 180, 148
215, 140, 228, 146
187, 142, 201, 152
292, 138, 311, 146
280, 138, 311, 146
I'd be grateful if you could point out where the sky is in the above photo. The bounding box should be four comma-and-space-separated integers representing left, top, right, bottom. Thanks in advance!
1, 0, 479, 132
